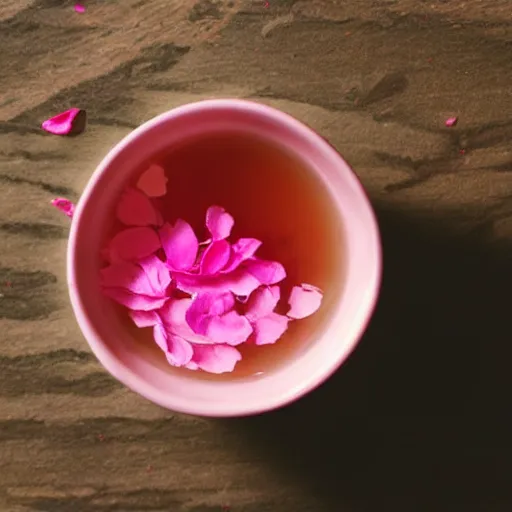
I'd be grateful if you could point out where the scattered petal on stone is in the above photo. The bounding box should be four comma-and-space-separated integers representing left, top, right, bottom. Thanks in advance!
245, 285, 280, 322
136, 164, 168, 197
287, 283, 323, 319
445, 116, 458, 127
206, 206, 234, 241
51, 198, 75, 218
188, 344, 242, 374
116, 188, 162, 226
74, 4, 86, 13
42, 108, 86, 136
159, 220, 198, 270
253, 312, 289, 345
108, 227, 161, 261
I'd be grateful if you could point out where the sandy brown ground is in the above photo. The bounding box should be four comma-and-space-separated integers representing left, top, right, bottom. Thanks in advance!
0, 1, 511, 511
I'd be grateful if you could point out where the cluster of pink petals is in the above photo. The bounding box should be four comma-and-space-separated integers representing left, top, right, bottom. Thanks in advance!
96, 166, 323, 374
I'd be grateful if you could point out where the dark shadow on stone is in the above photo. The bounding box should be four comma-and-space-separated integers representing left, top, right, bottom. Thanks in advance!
228, 204, 512, 511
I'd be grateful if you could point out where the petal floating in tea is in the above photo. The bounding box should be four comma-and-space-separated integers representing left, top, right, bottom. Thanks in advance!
245, 285, 280, 322
159, 220, 198, 270
223, 238, 262, 273
138, 254, 171, 294
200, 240, 231, 275
51, 198, 75, 218
136, 164, 168, 197
189, 344, 242, 374
102, 287, 167, 311
206, 205, 234, 241
252, 312, 289, 345
153, 323, 194, 366
129, 309, 160, 328
287, 283, 323, 319
116, 188, 162, 226
173, 267, 261, 297
42, 108, 86, 136
109, 227, 161, 261
243, 258, 286, 285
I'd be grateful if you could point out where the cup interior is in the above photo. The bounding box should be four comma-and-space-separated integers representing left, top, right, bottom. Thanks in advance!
67, 99, 381, 416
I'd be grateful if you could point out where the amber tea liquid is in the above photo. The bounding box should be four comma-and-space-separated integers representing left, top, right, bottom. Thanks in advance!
126, 131, 345, 379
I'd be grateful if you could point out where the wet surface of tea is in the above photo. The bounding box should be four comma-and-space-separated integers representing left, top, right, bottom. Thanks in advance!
128, 132, 345, 379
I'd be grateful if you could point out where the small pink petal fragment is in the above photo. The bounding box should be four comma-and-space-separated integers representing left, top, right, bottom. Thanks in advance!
245, 285, 280, 322
159, 220, 198, 270
74, 4, 86, 13
165, 334, 194, 366
200, 240, 231, 275
116, 188, 161, 226
109, 227, 161, 261
244, 258, 286, 285
253, 312, 289, 345
445, 116, 458, 127
206, 206, 234, 241
189, 344, 242, 374
42, 108, 86, 136
51, 198, 75, 218
287, 283, 323, 319
136, 164, 168, 197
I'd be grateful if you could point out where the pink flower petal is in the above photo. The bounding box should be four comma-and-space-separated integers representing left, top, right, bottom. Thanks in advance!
51, 198, 75, 218
129, 310, 159, 328
185, 293, 252, 345
174, 267, 261, 297
136, 164, 168, 197
109, 227, 161, 261
159, 299, 215, 344
102, 287, 167, 311
159, 220, 198, 270
245, 285, 280, 322
206, 206, 234, 241
153, 324, 194, 366
185, 292, 236, 335
41, 108, 86, 136
189, 344, 242, 374
223, 238, 262, 273
244, 258, 286, 285
205, 310, 253, 345
137, 255, 171, 294
445, 116, 458, 127
287, 283, 323, 319
116, 188, 162, 226
101, 260, 156, 295
74, 4, 86, 13
252, 312, 289, 345
200, 240, 231, 275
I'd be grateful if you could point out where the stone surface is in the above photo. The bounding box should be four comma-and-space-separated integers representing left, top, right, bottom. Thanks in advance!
0, 1, 511, 510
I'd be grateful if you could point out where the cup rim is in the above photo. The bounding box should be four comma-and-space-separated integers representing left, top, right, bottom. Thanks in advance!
67, 98, 382, 417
